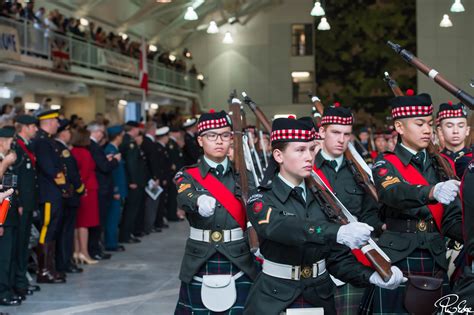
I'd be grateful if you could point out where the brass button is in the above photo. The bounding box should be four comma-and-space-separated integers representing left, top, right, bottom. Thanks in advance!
416, 220, 427, 232
301, 266, 313, 279
211, 231, 223, 242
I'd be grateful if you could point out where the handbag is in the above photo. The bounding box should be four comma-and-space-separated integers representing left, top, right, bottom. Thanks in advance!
404, 274, 443, 314
193, 271, 244, 312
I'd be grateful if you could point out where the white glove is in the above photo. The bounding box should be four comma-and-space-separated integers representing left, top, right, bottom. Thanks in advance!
433, 180, 460, 205
337, 222, 374, 249
369, 266, 407, 290
197, 195, 216, 217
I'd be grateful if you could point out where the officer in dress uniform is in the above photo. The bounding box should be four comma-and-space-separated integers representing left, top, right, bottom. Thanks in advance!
11, 115, 40, 298
31, 110, 68, 284
155, 126, 172, 229
166, 127, 184, 222
54, 119, 85, 274
0, 127, 21, 306
315, 105, 384, 314
182, 118, 200, 166
174, 110, 259, 314
437, 101, 472, 177
132, 131, 148, 238
372, 93, 464, 313
244, 117, 404, 314
119, 121, 142, 244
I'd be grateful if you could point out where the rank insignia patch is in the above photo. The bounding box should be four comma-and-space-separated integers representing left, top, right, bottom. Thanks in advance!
178, 183, 191, 193
253, 201, 263, 213
381, 176, 400, 188
377, 168, 388, 177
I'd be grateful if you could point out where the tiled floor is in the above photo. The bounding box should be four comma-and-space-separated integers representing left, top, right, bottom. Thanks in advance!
2, 221, 188, 315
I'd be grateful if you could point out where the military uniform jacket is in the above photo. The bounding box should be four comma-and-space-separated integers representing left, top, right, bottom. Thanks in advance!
32, 129, 68, 203
183, 132, 200, 165
89, 139, 118, 195
55, 140, 84, 208
245, 175, 373, 313
314, 151, 383, 234
11, 135, 38, 212
174, 158, 258, 284
156, 141, 172, 184
119, 134, 143, 187
167, 138, 184, 176
104, 143, 128, 199
373, 144, 463, 269
441, 147, 473, 178
141, 135, 160, 181
462, 155, 474, 260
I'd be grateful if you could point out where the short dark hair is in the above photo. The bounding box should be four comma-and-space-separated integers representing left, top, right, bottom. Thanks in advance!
71, 128, 91, 147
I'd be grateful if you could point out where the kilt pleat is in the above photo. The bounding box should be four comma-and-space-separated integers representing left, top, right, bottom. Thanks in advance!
334, 283, 366, 315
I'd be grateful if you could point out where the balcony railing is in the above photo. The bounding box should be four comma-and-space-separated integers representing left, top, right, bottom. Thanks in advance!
0, 16, 199, 93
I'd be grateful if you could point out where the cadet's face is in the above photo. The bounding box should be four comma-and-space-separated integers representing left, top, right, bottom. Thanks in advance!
320, 124, 352, 157
359, 131, 369, 142
197, 127, 232, 161
274, 141, 316, 180
438, 118, 469, 147
375, 137, 387, 152
395, 116, 433, 151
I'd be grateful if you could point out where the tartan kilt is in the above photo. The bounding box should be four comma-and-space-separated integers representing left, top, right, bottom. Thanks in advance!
334, 283, 366, 315
373, 249, 450, 314
175, 252, 253, 315
287, 295, 315, 309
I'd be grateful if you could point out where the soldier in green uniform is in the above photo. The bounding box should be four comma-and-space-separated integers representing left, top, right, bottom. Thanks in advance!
372, 93, 464, 313
0, 127, 20, 306
315, 105, 384, 314
119, 121, 143, 244
244, 116, 404, 314
11, 115, 40, 298
174, 110, 259, 314
437, 101, 472, 177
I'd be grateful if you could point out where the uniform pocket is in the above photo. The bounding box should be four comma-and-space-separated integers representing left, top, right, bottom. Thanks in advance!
260, 274, 297, 302
225, 239, 250, 258
185, 239, 210, 258
378, 231, 411, 251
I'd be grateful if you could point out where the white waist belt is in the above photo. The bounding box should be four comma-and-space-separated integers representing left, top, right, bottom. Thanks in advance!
263, 259, 326, 281
189, 227, 244, 243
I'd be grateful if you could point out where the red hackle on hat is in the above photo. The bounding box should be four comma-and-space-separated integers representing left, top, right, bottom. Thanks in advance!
448, 101, 453, 106
406, 89, 415, 96
334, 102, 341, 108
209, 109, 215, 113
288, 115, 296, 120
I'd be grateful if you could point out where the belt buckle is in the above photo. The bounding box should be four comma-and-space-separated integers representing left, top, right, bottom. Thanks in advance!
300, 266, 313, 279
210, 230, 223, 243
416, 220, 427, 232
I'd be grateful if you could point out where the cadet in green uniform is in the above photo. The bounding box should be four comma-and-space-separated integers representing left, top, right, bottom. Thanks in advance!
119, 121, 143, 244
437, 101, 472, 177
0, 127, 20, 306
11, 115, 40, 298
244, 117, 404, 315
174, 110, 259, 314
315, 105, 384, 314
372, 93, 464, 313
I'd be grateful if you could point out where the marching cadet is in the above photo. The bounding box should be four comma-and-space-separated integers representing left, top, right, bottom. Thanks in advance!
0, 127, 19, 306
32, 110, 68, 283
174, 110, 259, 314
54, 119, 85, 274
315, 105, 384, 314
104, 125, 127, 251
372, 93, 464, 314
244, 117, 403, 314
453, 154, 474, 305
11, 115, 40, 298
155, 126, 171, 229
119, 121, 142, 244
182, 118, 200, 166
437, 101, 472, 177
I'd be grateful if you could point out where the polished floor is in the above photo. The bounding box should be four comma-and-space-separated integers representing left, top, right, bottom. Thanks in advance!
2, 221, 188, 315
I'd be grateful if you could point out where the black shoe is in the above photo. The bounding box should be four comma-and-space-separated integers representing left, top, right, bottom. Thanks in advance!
12, 293, 25, 301
28, 284, 41, 292
0, 297, 21, 306
65, 265, 84, 273
106, 245, 125, 252
133, 232, 146, 238
91, 252, 112, 260
14, 287, 33, 296
151, 227, 162, 233
130, 237, 141, 243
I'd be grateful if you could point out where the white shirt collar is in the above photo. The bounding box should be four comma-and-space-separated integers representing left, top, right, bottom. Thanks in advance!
204, 156, 229, 174
321, 149, 344, 172
145, 134, 155, 142
90, 136, 98, 143
55, 138, 67, 147
400, 142, 427, 163
277, 173, 306, 201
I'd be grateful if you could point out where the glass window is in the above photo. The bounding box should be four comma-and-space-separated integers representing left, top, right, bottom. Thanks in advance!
291, 24, 313, 56
291, 71, 313, 104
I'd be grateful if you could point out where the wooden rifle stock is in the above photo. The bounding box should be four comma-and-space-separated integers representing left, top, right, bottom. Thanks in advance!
383, 72, 458, 180
308, 92, 324, 127
228, 92, 259, 253
241, 93, 272, 133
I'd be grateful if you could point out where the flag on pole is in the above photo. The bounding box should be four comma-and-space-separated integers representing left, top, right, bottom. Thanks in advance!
139, 39, 149, 95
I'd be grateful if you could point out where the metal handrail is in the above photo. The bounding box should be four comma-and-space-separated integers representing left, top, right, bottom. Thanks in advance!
0, 16, 199, 93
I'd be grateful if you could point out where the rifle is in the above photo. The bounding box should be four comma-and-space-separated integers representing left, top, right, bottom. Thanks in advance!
307, 92, 324, 127
387, 41, 474, 110
228, 91, 259, 253
309, 93, 379, 202
241, 92, 272, 133
241, 91, 393, 279
383, 72, 458, 180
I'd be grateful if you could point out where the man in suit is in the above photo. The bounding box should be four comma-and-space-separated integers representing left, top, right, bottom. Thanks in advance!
55, 119, 84, 274
87, 122, 119, 260
11, 115, 40, 298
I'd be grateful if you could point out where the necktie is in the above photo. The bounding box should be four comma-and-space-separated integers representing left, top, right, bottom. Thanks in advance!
293, 187, 305, 204
215, 164, 225, 177
328, 160, 338, 170
413, 151, 425, 168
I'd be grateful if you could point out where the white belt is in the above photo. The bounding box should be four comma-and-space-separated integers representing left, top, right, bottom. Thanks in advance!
262, 259, 326, 281
189, 227, 244, 243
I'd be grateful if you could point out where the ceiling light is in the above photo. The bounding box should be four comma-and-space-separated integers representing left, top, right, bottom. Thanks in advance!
156, 0, 172, 3
440, 14, 453, 27
0, 87, 11, 99
79, 18, 89, 26
207, 21, 219, 34
50, 104, 61, 110
149, 44, 157, 52
223, 32, 233, 44
25, 102, 40, 110
118, 99, 127, 106
450, 0, 465, 12
291, 72, 311, 78
184, 7, 198, 20
197, 74, 204, 81
169, 54, 176, 62
150, 103, 159, 110
119, 32, 128, 40
311, 1, 325, 16
317, 17, 331, 30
